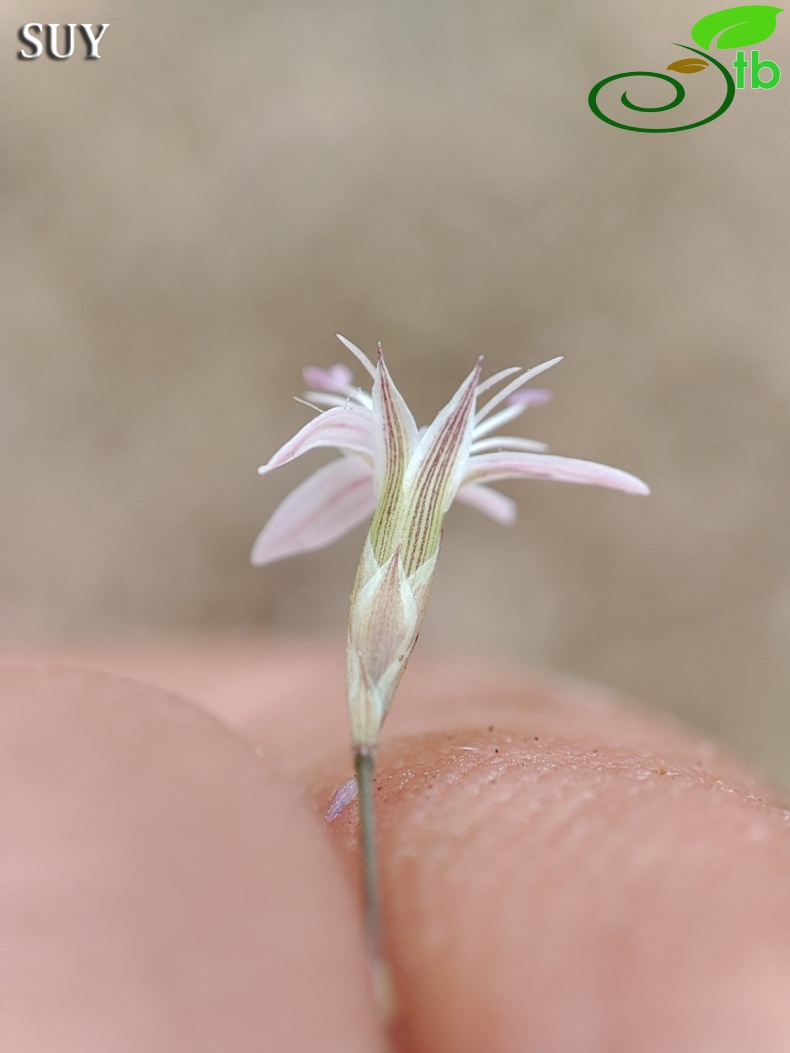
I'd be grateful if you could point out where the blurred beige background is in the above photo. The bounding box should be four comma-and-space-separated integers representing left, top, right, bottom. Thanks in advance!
4, 1, 790, 784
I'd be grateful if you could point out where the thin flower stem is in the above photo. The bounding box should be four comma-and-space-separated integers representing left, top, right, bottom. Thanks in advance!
354, 744, 395, 1019
354, 744, 382, 955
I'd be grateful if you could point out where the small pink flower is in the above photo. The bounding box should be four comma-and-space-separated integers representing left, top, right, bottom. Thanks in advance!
253, 337, 647, 566
253, 336, 648, 746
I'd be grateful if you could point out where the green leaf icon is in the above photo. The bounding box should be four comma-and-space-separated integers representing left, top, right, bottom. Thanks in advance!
691, 5, 782, 49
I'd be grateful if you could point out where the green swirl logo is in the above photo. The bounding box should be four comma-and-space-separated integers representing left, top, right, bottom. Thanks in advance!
589, 5, 782, 133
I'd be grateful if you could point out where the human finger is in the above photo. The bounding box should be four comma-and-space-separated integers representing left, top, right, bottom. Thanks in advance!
0, 662, 386, 1053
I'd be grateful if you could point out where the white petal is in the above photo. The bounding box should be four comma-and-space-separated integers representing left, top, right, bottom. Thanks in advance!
251, 456, 376, 565
302, 389, 373, 412
470, 436, 548, 454
258, 405, 374, 474
456, 483, 518, 525
464, 451, 650, 495
471, 389, 552, 441
475, 366, 521, 398
475, 357, 562, 424
472, 400, 533, 440
336, 334, 377, 378
301, 392, 349, 409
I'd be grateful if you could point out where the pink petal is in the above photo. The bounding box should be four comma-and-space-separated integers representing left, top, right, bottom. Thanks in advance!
465, 452, 650, 495
507, 388, 552, 408
251, 456, 376, 565
456, 483, 517, 525
302, 363, 355, 395
257, 405, 373, 475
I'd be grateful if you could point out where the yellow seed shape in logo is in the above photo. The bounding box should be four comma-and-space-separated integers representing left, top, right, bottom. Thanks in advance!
667, 57, 711, 74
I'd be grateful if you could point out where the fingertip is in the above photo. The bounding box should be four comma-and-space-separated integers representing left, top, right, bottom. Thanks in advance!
324, 709, 790, 1053
0, 662, 386, 1053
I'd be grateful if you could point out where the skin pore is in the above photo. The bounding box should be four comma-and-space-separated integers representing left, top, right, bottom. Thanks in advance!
3, 642, 790, 1053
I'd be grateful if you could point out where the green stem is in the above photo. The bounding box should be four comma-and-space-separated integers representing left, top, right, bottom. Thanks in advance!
354, 745, 381, 959
353, 745, 395, 1020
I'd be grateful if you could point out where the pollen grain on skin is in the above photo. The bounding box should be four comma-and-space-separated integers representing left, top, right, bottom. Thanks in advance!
326, 776, 358, 822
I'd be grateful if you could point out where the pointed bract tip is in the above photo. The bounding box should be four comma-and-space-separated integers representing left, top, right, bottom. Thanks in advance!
336, 334, 377, 378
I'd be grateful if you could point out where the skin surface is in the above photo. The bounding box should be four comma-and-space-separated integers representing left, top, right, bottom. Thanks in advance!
2, 640, 790, 1053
